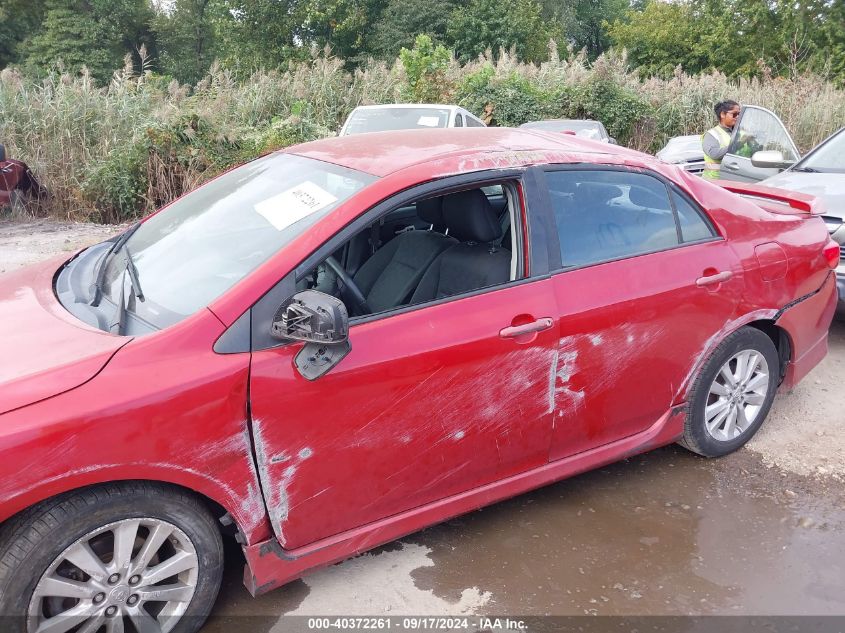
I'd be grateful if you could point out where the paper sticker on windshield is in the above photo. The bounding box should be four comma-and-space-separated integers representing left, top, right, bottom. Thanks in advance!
417, 116, 440, 127
255, 182, 338, 231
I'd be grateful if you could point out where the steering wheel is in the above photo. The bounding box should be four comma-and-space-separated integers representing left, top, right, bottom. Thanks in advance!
325, 255, 372, 316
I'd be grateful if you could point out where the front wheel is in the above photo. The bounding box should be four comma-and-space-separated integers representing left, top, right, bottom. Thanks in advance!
0, 482, 224, 633
679, 326, 780, 457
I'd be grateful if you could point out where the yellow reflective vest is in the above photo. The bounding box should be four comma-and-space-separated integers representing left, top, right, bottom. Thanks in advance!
701, 125, 732, 180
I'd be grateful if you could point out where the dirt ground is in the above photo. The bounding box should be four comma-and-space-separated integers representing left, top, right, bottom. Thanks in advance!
2, 219, 844, 624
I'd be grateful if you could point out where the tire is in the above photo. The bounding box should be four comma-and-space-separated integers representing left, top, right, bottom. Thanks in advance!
0, 481, 223, 633
679, 326, 780, 458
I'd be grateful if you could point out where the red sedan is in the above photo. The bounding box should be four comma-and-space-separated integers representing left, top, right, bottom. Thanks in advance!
0, 129, 837, 632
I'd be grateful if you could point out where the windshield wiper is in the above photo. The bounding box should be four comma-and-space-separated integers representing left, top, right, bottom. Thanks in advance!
792, 166, 820, 173
91, 221, 142, 306
108, 251, 144, 335
123, 246, 144, 302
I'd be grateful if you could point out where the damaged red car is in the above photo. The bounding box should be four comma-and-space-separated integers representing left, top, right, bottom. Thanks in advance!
0, 128, 837, 632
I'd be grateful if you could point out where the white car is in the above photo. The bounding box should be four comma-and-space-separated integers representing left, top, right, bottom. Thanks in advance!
339, 104, 486, 136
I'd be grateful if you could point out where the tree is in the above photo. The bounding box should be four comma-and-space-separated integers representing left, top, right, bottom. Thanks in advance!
153, 0, 224, 83
607, 0, 710, 76
298, 0, 388, 62
21, 0, 154, 82
447, 0, 551, 63
0, 0, 46, 69
569, 0, 631, 58
215, 0, 304, 71
370, 0, 461, 59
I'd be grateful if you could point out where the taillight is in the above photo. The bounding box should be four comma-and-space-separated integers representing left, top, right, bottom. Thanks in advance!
823, 239, 840, 269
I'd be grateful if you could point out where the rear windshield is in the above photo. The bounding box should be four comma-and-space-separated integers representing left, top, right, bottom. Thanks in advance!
343, 107, 451, 135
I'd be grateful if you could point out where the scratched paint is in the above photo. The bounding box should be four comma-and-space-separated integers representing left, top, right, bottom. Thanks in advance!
252, 417, 317, 546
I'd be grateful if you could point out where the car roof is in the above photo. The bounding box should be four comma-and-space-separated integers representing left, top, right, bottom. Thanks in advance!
288, 127, 646, 177
351, 104, 461, 112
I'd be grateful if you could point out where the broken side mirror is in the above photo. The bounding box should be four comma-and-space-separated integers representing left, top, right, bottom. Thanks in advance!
270, 290, 351, 380
751, 150, 794, 170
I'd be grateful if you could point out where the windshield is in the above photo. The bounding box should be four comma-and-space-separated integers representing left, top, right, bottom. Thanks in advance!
795, 128, 845, 173
342, 107, 451, 135
101, 153, 376, 329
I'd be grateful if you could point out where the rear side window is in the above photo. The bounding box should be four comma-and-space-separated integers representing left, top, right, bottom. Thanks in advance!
672, 190, 716, 242
546, 170, 682, 268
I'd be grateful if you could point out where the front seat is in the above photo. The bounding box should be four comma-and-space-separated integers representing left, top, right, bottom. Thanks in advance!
347, 198, 456, 313
410, 189, 512, 303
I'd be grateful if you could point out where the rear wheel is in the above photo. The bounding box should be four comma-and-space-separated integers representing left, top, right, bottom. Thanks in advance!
0, 482, 223, 633
680, 326, 780, 457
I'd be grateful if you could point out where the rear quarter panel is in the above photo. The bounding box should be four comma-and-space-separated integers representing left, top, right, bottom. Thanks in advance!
680, 172, 835, 382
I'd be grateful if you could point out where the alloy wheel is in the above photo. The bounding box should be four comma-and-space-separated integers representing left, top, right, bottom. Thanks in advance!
704, 349, 770, 442
27, 518, 198, 633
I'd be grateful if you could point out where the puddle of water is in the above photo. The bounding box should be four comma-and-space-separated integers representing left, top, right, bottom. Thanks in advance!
204, 445, 845, 631
412, 445, 845, 615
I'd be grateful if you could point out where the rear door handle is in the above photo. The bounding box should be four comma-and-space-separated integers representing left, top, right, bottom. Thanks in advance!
500, 318, 554, 338
696, 271, 733, 286
723, 160, 740, 170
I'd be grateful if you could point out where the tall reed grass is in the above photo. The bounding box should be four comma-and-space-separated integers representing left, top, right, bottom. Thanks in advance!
2, 45, 843, 222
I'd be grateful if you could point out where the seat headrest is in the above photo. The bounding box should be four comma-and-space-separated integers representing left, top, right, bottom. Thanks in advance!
574, 183, 623, 206
628, 185, 671, 211
440, 189, 502, 243
416, 197, 444, 226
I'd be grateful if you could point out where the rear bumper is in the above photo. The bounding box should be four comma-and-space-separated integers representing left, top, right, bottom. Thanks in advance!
778, 272, 837, 390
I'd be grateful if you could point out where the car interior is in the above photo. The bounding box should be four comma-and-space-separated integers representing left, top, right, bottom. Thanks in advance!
299, 184, 519, 317
548, 173, 714, 268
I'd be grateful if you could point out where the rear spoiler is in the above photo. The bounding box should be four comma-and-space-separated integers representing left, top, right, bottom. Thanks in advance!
715, 180, 825, 216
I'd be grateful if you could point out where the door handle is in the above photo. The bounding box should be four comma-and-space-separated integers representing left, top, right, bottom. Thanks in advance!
696, 271, 733, 286
723, 161, 739, 170
500, 318, 554, 338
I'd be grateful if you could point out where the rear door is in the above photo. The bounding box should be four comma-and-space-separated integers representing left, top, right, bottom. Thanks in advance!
720, 106, 800, 182
537, 166, 746, 459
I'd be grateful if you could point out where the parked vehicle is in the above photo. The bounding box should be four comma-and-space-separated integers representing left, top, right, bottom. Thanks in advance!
519, 119, 616, 143
0, 128, 837, 633
657, 106, 800, 182
339, 104, 485, 136
757, 126, 845, 317
0, 144, 44, 212
656, 135, 707, 175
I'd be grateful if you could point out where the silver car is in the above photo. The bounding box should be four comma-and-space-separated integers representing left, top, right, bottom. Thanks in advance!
758, 127, 845, 316
519, 119, 616, 143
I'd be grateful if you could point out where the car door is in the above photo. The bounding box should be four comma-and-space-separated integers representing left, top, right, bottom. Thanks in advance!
248, 176, 559, 551
537, 166, 746, 460
720, 106, 800, 183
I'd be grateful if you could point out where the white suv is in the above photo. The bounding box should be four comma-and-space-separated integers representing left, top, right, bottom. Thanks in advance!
339, 104, 486, 136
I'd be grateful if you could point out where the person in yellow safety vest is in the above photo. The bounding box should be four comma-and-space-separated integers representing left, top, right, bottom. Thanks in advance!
702, 100, 741, 180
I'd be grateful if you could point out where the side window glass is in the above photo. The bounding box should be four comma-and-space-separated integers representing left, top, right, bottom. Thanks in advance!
299, 184, 519, 319
728, 108, 798, 161
467, 117, 484, 128
672, 191, 715, 242
546, 170, 680, 268
454, 114, 464, 127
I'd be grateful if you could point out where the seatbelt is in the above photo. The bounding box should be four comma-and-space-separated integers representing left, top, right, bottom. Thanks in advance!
368, 220, 383, 255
